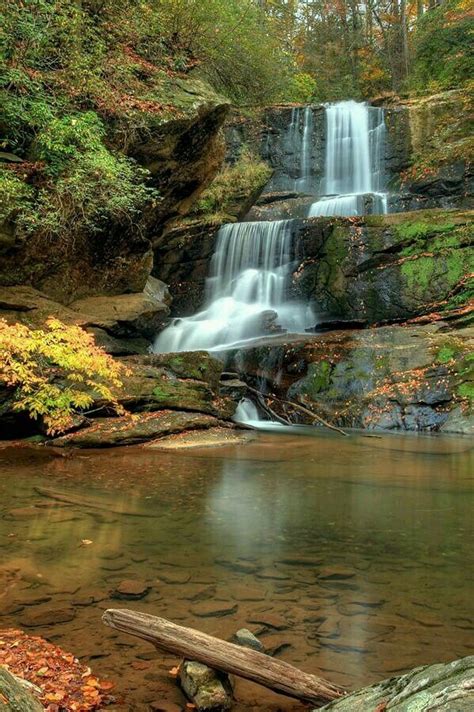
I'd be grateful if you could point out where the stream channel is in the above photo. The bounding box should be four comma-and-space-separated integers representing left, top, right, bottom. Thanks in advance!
1, 431, 473, 709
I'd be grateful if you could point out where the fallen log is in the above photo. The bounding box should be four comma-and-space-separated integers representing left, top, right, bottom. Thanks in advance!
0, 667, 43, 711
102, 609, 346, 707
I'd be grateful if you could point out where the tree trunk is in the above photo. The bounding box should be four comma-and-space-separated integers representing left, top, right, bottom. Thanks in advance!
102, 609, 346, 707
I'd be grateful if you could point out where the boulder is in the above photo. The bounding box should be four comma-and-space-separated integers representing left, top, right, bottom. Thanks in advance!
318, 655, 474, 711
116, 352, 235, 419
179, 660, 232, 711
50, 411, 221, 448
69, 276, 170, 339
229, 323, 473, 434
0, 278, 170, 344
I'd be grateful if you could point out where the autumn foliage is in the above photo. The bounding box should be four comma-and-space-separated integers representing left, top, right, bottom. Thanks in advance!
0, 628, 114, 710
0, 318, 124, 435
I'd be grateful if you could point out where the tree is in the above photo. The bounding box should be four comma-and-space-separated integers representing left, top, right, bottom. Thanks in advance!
0, 318, 125, 434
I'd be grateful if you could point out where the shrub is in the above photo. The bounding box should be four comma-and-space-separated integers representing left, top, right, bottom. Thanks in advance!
0, 168, 33, 224
193, 148, 271, 219
0, 317, 125, 434
286, 73, 317, 103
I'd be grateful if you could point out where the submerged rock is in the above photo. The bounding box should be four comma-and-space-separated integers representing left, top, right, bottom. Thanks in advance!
111, 580, 151, 600
319, 655, 474, 711
179, 660, 232, 711
233, 628, 264, 652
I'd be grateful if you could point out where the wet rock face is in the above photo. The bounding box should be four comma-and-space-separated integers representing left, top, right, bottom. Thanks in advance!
152, 220, 220, 317
384, 93, 473, 211
319, 655, 474, 711
292, 209, 473, 325
230, 323, 473, 434
261, 106, 326, 195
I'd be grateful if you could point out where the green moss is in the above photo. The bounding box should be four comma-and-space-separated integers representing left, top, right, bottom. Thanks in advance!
401, 255, 435, 291
192, 148, 271, 220
457, 383, 474, 400
446, 251, 465, 286
397, 220, 455, 241
436, 345, 457, 363
307, 360, 332, 396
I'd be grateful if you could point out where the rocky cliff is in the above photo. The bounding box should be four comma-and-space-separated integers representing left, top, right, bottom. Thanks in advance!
0, 76, 230, 305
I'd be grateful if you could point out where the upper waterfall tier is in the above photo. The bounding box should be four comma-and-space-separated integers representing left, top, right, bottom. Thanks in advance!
309, 101, 388, 217
154, 221, 313, 353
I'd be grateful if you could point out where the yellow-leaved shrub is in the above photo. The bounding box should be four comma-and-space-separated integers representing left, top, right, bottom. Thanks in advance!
0, 318, 125, 435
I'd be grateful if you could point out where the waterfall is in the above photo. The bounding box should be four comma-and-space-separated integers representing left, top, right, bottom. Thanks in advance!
155, 100, 389, 356
309, 101, 388, 217
154, 220, 313, 353
233, 398, 261, 425
295, 107, 314, 194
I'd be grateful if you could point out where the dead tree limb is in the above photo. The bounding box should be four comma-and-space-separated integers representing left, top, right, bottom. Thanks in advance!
102, 609, 346, 707
244, 384, 348, 436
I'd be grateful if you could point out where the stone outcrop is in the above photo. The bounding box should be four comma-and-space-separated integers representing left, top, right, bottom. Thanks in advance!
319, 655, 474, 711
153, 209, 473, 327
384, 91, 473, 211
50, 411, 223, 448
153, 220, 220, 316
0, 77, 230, 304
224, 93, 473, 213
229, 323, 473, 434
0, 277, 171, 353
293, 209, 473, 325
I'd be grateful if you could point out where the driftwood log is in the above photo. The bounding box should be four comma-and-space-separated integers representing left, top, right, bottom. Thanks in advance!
102, 609, 346, 707
0, 668, 43, 711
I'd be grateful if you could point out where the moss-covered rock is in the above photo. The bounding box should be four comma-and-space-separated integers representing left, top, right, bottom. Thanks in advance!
319, 655, 474, 711
117, 352, 234, 419
293, 209, 473, 325
230, 323, 473, 434
50, 410, 222, 448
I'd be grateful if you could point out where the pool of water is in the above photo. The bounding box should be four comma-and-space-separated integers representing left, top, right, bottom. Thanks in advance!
0, 431, 473, 710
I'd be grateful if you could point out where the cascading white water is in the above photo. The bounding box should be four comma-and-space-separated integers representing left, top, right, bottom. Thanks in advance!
295, 107, 314, 194
233, 398, 261, 424
154, 220, 313, 353
309, 100, 388, 217
155, 100, 389, 357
